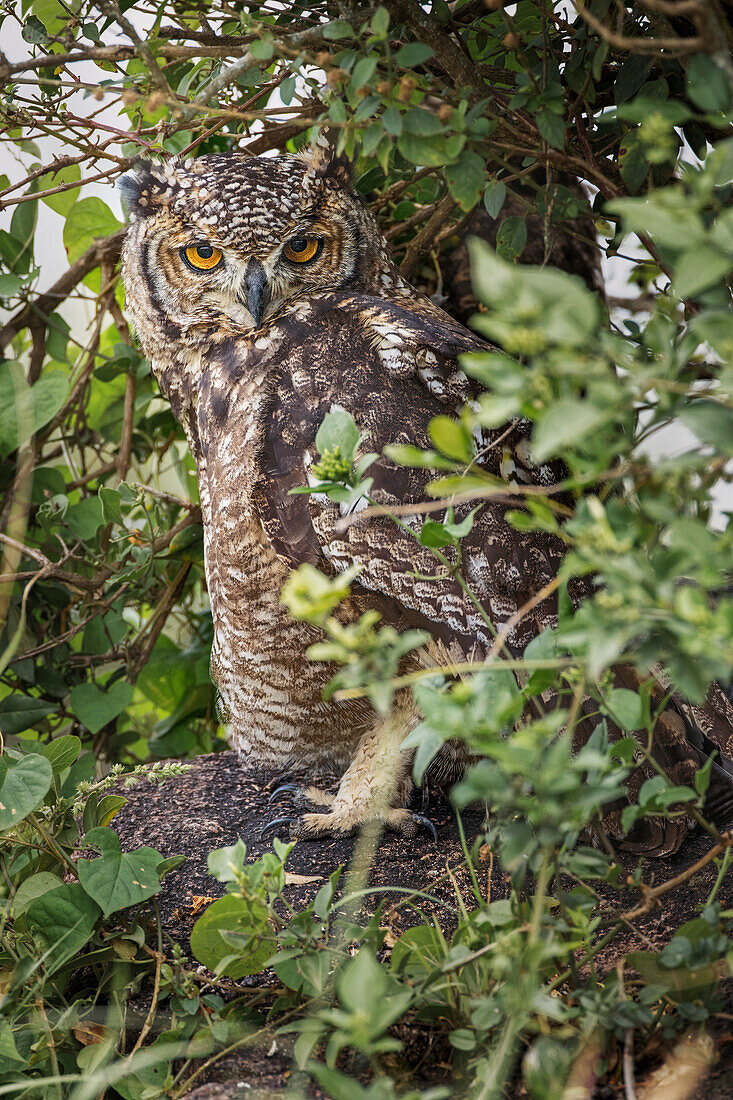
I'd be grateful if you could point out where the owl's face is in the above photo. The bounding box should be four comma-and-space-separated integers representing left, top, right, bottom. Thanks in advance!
121, 145, 396, 342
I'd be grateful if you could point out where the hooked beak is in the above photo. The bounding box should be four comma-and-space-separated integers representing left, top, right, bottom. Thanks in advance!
242, 259, 269, 328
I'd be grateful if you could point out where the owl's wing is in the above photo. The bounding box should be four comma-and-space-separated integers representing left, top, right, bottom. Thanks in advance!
252, 291, 733, 852
254, 291, 569, 657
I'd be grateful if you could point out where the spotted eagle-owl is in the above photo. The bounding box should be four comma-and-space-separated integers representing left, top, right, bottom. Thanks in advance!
120, 141, 733, 853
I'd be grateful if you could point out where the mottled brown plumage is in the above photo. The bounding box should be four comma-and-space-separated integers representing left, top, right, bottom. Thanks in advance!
121, 142, 733, 852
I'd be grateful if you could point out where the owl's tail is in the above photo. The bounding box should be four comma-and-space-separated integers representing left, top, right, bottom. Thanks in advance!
584, 667, 733, 857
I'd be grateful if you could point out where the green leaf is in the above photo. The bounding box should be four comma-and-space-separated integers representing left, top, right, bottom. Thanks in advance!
207, 839, 247, 883
309, 1066, 370, 1100
679, 400, 733, 451
686, 54, 732, 114
0, 273, 23, 296
0, 1021, 26, 1068
605, 688, 645, 732
532, 401, 608, 462
694, 753, 714, 799
352, 56, 377, 89
484, 179, 507, 219
607, 196, 706, 251
99, 486, 123, 525
33, 370, 68, 432
323, 20, 353, 39
445, 150, 485, 211
69, 680, 133, 735
42, 734, 81, 773
46, 312, 71, 362
0, 363, 67, 457
449, 1028, 477, 1051
403, 108, 444, 136
39, 163, 82, 216
397, 131, 464, 167
22, 14, 50, 43
190, 895, 273, 978
64, 496, 105, 540
496, 216, 527, 262
78, 827, 165, 916
428, 416, 474, 462
419, 519, 456, 549
673, 245, 732, 299
63, 197, 122, 265
523, 1036, 574, 1100
12, 871, 64, 918
0, 753, 53, 829
371, 7, 390, 35
250, 37, 274, 60
316, 409, 360, 463
394, 42, 434, 68
0, 694, 55, 735
26, 883, 100, 974
536, 109, 565, 149
382, 106, 403, 135
384, 443, 459, 470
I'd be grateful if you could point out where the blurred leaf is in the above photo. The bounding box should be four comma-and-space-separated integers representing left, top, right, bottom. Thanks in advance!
397, 131, 464, 167
39, 164, 82, 216
679, 400, 733, 451
316, 409, 360, 464
69, 681, 133, 735
63, 197, 122, 264
428, 416, 474, 462
394, 43, 434, 67
0, 695, 55, 736
674, 246, 732, 299
687, 55, 732, 113
532, 401, 608, 462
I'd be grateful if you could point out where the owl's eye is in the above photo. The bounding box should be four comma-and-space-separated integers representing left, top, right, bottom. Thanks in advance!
283, 237, 322, 264
181, 243, 223, 272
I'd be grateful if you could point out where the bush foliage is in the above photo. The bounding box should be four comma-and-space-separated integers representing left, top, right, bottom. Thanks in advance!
1, 0, 733, 1097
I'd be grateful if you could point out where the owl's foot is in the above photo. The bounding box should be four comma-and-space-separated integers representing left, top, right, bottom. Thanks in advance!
268, 783, 335, 810
293, 807, 437, 841
260, 806, 437, 842
261, 706, 427, 843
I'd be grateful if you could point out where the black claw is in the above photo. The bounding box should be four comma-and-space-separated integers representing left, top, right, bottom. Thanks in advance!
260, 816, 297, 841
268, 783, 300, 804
412, 813, 438, 842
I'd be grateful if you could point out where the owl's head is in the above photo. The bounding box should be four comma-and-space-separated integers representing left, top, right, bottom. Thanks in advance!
120, 141, 398, 351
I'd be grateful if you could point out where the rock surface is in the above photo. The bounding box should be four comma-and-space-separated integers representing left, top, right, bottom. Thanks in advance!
113, 751, 733, 1098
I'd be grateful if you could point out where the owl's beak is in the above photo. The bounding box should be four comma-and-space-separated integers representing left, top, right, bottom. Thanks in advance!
241, 260, 269, 328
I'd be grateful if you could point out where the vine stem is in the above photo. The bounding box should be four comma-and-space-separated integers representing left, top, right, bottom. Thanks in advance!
27, 814, 78, 878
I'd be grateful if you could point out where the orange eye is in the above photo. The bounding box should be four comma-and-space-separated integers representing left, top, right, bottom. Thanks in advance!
182, 243, 223, 271
283, 237, 322, 264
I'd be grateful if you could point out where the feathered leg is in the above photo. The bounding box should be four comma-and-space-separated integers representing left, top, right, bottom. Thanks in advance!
263, 703, 436, 840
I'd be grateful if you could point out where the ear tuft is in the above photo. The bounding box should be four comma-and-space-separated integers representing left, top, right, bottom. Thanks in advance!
117, 160, 170, 219
302, 131, 353, 188
118, 171, 144, 218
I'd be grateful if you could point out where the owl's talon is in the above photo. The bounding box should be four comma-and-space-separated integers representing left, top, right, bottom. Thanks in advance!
268, 783, 301, 804
260, 816, 297, 841
410, 813, 438, 843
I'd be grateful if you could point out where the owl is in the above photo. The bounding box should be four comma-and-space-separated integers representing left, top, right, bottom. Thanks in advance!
120, 141, 733, 854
